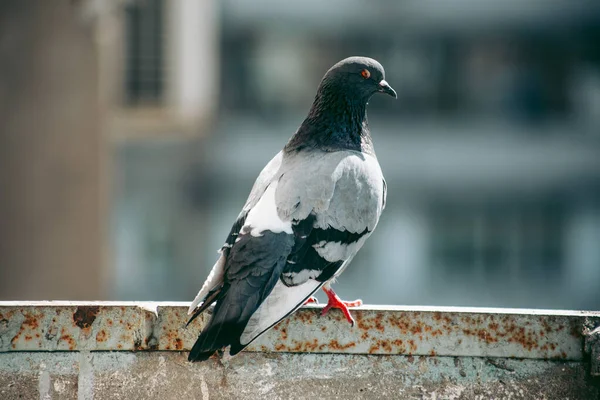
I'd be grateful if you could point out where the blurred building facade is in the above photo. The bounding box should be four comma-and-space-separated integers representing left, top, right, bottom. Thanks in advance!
2, 1, 599, 310
0, 1, 106, 299
111, 0, 600, 310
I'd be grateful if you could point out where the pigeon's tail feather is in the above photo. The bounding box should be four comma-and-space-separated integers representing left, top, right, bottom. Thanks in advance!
188, 270, 280, 362
188, 232, 294, 362
188, 345, 217, 362
188, 285, 244, 362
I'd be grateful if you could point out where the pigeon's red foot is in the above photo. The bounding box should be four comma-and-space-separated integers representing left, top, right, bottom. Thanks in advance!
303, 296, 319, 305
321, 287, 362, 326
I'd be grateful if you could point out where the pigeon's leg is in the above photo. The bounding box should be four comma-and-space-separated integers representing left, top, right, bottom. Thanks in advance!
303, 296, 319, 305
321, 284, 362, 326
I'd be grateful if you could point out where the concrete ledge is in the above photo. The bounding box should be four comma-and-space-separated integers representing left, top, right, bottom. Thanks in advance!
1, 302, 598, 358
1, 302, 599, 399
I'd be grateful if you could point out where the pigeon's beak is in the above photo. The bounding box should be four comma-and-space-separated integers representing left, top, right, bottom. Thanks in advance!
378, 80, 397, 99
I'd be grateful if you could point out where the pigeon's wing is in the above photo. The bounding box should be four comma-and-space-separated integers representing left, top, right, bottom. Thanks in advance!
187, 151, 284, 318
238, 150, 386, 347
188, 179, 296, 361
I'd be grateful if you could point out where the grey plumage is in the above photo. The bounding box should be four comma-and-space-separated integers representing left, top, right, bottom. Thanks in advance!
187, 56, 396, 362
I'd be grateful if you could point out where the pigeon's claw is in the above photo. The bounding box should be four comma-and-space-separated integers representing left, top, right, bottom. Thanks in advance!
303, 296, 319, 305
321, 287, 362, 326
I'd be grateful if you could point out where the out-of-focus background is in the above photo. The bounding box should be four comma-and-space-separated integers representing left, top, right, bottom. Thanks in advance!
1, 0, 599, 310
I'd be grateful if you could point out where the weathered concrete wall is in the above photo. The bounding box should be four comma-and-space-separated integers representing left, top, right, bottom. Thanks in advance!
0, 352, 598, 400
0, 302, 599, 399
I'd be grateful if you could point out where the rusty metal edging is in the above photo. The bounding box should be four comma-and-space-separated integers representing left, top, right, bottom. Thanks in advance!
0, 302, 598, 360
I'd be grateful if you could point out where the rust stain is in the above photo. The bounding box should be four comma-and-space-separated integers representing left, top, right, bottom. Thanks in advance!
368, 343, 379, 354
275, 343, 286, 351
73, 306, 99, 330
284, 338, 321, 352
10, 333, 19, 348
295, 310, 315, 324
59, 334, 76, 350
96, 330, 108, 342
407, 339, 417, 352
388, 312, 432, 339
411, 325, 422, 335
164, 329, 184, 351
326, 339, 356, 351
462, 328, 499, 344
506, 327, 538, 351
374, 313, 385, 332
22, 314, 40, 329
174, 338, 183, 350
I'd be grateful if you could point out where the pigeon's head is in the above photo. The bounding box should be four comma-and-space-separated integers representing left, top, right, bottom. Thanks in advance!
319, 56, 397, 102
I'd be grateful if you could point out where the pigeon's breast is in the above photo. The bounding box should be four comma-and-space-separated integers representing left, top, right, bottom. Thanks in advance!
314, 152, 385, 233
275, 150, 385, 233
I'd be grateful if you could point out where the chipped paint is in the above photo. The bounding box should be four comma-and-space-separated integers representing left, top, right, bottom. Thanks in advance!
0, 302, 598, 362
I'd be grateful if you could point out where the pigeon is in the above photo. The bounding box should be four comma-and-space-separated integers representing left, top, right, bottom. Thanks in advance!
187, 56, 396, 362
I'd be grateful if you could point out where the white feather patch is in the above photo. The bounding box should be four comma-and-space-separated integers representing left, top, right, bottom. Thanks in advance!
282, 268, 321, 286
187, 253, 226, 315
243, 182, 292, 236
312, 235, 369, 262
240, 279, 321, 345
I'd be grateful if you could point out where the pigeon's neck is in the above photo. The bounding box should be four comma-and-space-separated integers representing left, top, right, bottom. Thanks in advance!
285, 89, 374, 155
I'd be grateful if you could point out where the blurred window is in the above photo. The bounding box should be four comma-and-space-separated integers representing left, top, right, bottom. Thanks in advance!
430, 199, 564, 281
219, 28, 600, 124
124, 0, 165, 106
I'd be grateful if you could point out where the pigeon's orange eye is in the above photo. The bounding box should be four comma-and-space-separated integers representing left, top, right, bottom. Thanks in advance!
361, 69, 370, 79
